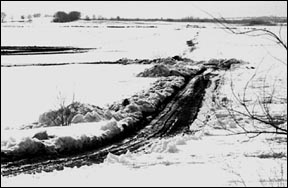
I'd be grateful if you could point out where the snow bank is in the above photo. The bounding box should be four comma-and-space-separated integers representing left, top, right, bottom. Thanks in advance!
1, 120, 116, 159
137, 60, 203, 78
203, 58, 243, 70
2, 75, 186, 161
108, 76, 185, 116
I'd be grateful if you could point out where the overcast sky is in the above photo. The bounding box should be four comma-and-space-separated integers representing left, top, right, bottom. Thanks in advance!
1, 1, 287, 19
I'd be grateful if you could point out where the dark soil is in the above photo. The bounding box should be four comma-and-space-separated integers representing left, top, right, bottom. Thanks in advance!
1, 46, 94, 56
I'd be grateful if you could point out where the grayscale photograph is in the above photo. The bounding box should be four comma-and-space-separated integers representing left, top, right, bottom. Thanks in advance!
1, 1, 287, 187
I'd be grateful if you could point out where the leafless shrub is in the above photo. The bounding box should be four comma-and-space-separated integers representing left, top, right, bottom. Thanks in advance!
218, 70, 287, 136
198, 9, 287, 52
39, 93, 77, 127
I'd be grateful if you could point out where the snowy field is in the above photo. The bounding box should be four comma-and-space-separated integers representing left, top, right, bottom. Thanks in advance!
1, 20, 198, 65
1, 20, 287, 186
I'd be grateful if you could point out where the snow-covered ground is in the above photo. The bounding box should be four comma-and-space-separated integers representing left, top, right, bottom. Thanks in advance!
1, 132, 287, 187
1, 76, 186, 158
1, 21, 287, 186
1, 20, 198, 65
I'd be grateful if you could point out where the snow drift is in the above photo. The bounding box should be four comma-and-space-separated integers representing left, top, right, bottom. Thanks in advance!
1, 74, 189, 161
137, 60, 204, 78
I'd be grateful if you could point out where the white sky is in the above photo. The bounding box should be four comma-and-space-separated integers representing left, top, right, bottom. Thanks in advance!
1, 1, 287, 19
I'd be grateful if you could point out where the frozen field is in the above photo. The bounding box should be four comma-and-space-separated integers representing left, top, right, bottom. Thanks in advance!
1, 20, 198, 65
1, 20, 287, 186
1, 21, 286, 128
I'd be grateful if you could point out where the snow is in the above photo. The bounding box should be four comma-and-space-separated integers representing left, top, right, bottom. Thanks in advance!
1, 21, 287, 186
1, 20, 198, 65
2, 134, 286, 187
1, 121, 110, 156
1, 76, 187, 159
1, 64, 157, 129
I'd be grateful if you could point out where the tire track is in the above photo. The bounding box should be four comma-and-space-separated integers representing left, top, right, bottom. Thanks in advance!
1, 70, 211, 177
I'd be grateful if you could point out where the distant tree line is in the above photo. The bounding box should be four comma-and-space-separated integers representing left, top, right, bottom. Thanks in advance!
1, 10, 286, 26
53, 11, 81, 22
85, 15, 287, 26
